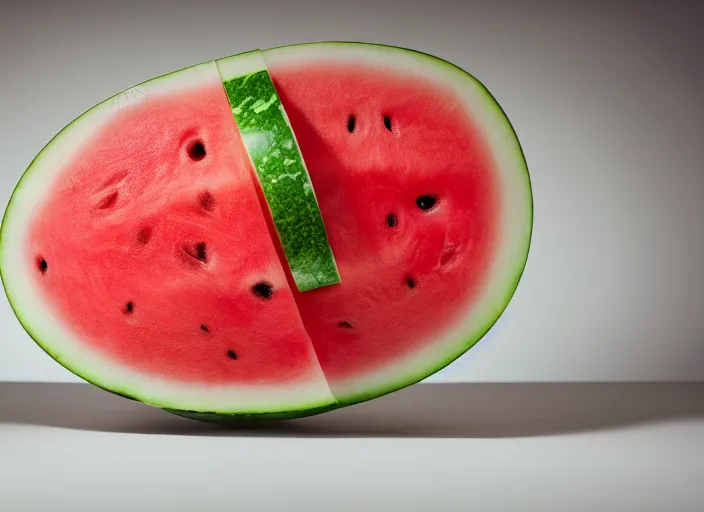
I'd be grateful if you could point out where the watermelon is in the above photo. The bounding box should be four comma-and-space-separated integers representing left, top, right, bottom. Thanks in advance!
0, 42, 532, 422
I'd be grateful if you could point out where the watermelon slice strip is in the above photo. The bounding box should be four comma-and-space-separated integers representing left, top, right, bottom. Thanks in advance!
217, 51, 340, 292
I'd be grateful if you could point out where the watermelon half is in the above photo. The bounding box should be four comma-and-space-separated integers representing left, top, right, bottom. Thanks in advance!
0, 42, 532, 422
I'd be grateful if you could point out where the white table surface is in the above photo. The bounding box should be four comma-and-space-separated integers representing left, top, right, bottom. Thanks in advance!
1, 382, 702, 511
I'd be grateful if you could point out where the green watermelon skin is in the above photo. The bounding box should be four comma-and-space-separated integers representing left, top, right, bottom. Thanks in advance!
0, 42, 532, 423
217, 50, 342, 293
163, 403, 339, 425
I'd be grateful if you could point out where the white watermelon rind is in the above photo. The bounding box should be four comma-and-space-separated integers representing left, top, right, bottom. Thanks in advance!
0, 60, 337, 417
261, 42, 534, 406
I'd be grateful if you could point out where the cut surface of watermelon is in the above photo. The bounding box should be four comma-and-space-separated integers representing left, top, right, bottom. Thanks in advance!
0, 61, 334, 415
0, 43, 532, 419
261, 44, 532, 403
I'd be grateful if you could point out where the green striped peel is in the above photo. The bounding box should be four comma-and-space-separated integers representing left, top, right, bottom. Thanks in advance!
216, 51, 340, 292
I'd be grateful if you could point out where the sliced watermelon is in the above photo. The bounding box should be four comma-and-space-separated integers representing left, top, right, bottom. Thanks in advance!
263, 44, 532, 404
0, 43, 532, 420
0, 62, 335, 416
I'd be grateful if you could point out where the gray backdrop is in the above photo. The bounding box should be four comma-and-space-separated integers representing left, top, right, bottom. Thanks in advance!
1, 0, 702, 383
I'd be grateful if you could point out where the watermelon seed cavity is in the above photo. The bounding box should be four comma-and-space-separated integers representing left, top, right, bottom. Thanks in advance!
252, 282, 273, 300
137, 226, 152, 245
199, 191, 215, 211
123, 301, 134, 314
383, 115, 392, 132
98, 171, 128, 190
386, 213, 397, 228
416, 195, 437, 211
96, 191, 119, 210
183, 242, 207, 263
338, 321, 354, 329
227, 350, 238, 360
347, 115, 356, 133
439, 244, 457, 266
200, 324, 209, 332
406, 277, 416, 289
187, 140, 206, 161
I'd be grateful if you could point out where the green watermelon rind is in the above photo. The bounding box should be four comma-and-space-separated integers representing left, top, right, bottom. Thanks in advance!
216, 50, 342, 293
0, 61, 337, 418
163, 402, 339, 425
0, 41, 532, 422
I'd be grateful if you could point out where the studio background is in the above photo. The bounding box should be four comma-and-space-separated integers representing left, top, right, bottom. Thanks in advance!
1, 0, 702, 384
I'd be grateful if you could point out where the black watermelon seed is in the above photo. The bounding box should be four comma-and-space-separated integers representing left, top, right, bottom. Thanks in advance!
124, 301, 134, 313
227, 350, 238, 360
200, 324, 209, 332
386, 213, 397, 228
383, 115, 392, 132
199, 191, 215, 211
416, 195, 437, 211
252, 282, 273, 300
37, 257, 48, 274
406, 277, 416, 289
195, 242, 207, 262
187, 140, 206, 161
183, 242, 207, 263
347, 115, 356, 133
338, 321, 354, 329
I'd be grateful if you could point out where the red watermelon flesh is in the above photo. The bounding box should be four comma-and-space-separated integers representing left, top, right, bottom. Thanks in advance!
268, 63, 500, 387
26, 79, 324, 387
2, 43, 532, 417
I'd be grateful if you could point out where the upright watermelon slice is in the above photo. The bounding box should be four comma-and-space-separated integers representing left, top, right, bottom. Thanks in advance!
0, 42, 532, 421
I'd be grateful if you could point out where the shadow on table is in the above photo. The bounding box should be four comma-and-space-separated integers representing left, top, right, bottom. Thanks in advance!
1, 381, 702, 438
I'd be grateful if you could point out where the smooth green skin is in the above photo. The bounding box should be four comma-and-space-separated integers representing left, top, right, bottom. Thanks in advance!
164, 402, 339, 425
0, 41, 533, 426
222, 60, 340, 292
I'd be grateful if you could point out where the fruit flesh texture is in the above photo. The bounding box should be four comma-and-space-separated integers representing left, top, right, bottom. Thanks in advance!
26, 80, 326, 387
21, 54, 504, 408
266, 62, 501, 387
